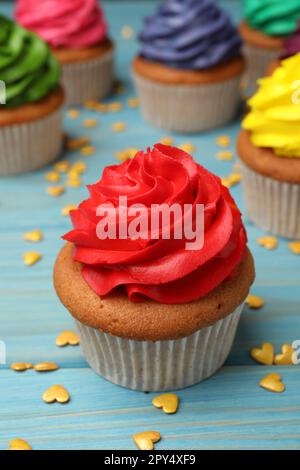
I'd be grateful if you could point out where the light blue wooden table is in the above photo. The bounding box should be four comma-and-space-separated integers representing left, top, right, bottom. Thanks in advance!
0, 1, 299, 450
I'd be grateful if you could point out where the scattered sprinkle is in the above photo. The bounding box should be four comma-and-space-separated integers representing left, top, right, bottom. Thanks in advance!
9, 438, 32, 451
70, 161, 86, 175
250, 342, 274, 365
67, 136, 89, 151
95, 103, 108, 113
23, 230, 43, 243
34, 362, 59, 372
61, 204, 77, 216
216, 135, 231, 147
127, 97, 139, 108
23, 252, 42, 267
108, 102, 122, 112
216, 151, 233, 161
274, 344, 294, 365
47, 186, 65, 197
80, 145, 96, 156
160, 137, 174, 146
257, 236, 278, 250
246, 294, 265, 309
116, 147, 139, 161
67, 109, 80, 119
43, 385, 70, 404
221, 173, 241, 188
53, 160, 70, 173
288, 241, 300, 255
56, 330, 80, 347
179, 143, 196, 153
66, 176, 82, 188
133, 431, 161, 451
152, 393, 179, 414
121, 25, 134, 39
44, 171, 61, 183
83, 118, 98, 128
11, 363, 33, 372
84, 100, 99, 110
259, 373, 285, 393
233, 162, 241, 172
112, 122, 127, 132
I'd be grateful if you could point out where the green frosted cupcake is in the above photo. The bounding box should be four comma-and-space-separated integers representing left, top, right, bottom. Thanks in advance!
0, 15, 64, 175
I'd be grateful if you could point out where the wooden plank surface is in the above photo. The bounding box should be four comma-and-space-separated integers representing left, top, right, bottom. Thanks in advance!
0, 0, 299, 450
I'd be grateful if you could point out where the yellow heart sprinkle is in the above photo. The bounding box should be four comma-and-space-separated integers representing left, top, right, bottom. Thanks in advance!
127, 97, 139, 108
53, 160, 70, 172
61, 204, 77, 216
257, 236, 278, 250
121, 25, 134, 39
43, 385, 70, 404
80, 145, 96, 156
160, 137, 174, 146
95, 103, 108, 113
152, 393, 179, 414
47, 186, 65, 197
274, 344, 294, 365
216, 135, 231, 147
70, 161, 86, 174
133, 431, 161, 450
34, 362, 59, 372
221, 173, 241, 188
11, 363, 33, 372
216, 151, 233, 161
116, 147, 139, 161
112, 122, 127, 132
108, 102, 122, 112
23, 230, 43, 243
260, 373, 285, 393
56, 330, 80, 347
250, 342, 274, 365
179, 143, 196, 153
84, 100, 99, 110
23, 252, 42, 267
246, 294, 265, 309
44, 171, 61, 183
9, 438, 32, 450
83, 118, 98, 128
288, 241, 300, 255
66, 177, 82, 188
67, 109, 80, 119
67, 137, 89, 151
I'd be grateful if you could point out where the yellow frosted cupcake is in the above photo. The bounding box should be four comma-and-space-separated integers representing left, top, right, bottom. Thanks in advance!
237, 53, 300, 238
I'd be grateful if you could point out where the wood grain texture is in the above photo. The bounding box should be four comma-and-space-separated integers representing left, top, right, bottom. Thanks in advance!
0, 1, 299, 450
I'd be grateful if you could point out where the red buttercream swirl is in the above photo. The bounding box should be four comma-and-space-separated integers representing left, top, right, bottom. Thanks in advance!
63, 145, 247, 304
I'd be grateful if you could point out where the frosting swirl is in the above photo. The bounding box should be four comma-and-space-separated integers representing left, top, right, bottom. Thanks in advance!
15, 0, 107, 49
63, 145, 247, 304
244, 0, 300, 36
0, 16, 60, 107
243, 54, 300, 157
139, 0, 242, 70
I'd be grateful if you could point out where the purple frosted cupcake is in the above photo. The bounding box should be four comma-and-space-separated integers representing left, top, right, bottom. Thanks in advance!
132, 0, 245, 133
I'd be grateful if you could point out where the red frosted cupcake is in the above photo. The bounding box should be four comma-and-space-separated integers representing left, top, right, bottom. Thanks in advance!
15, 0, 114, 105
54, 145, 255, 391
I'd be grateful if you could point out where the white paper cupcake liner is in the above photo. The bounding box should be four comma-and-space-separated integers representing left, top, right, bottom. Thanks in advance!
0, 106, 63, 176
75, 303, 244, 391
61, 49, 114, 105
242, 44, 281, 97
132, 71, 242, 133
240, 163, 300, 238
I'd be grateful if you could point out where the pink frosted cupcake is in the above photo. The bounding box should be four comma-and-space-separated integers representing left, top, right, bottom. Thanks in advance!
15, 0, 114, 105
